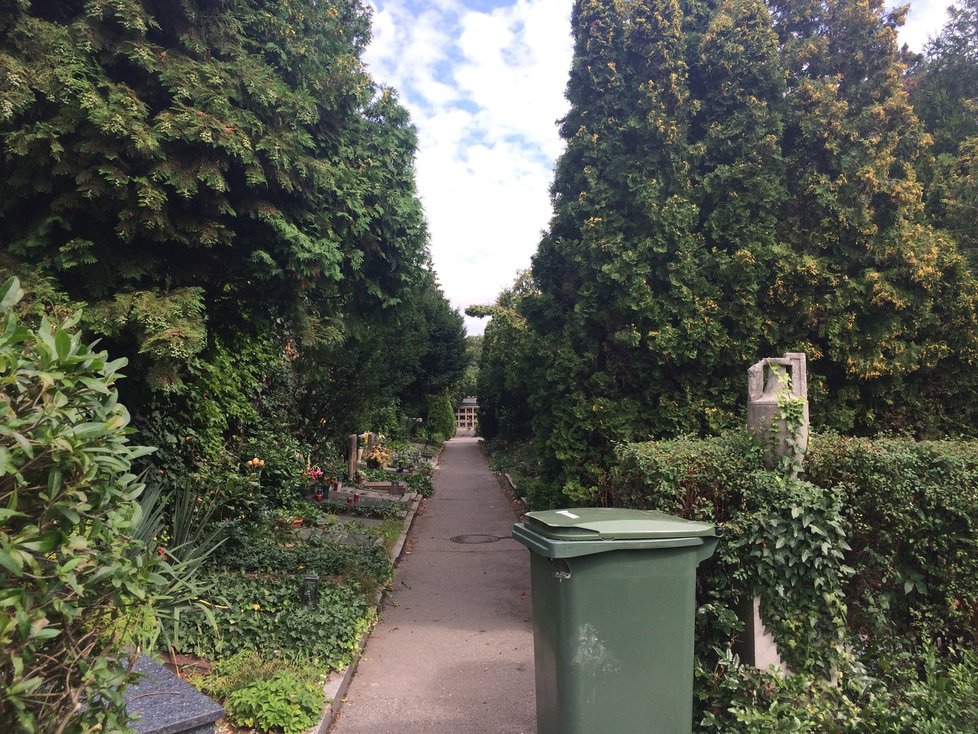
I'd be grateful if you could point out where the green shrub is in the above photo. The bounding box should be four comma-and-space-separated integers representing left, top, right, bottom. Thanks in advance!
612, 431, 978, 660
805, 434, 978, 647
698, 644, 978, 733
240, 426, 309, 510
406, 471, 434, 497
611, 430, 762, 519
426, 392, 456, 440
612, 432, 850, 674
610, 429, 978, 729
0, 277, 161, 733
191, 650, 276, 701
225, 670, 323, 734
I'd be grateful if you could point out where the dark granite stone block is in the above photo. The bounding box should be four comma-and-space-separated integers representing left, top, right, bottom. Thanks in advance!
123, 655, 224, 734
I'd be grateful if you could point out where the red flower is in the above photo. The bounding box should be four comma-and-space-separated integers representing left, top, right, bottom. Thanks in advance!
304, 465, 324, 483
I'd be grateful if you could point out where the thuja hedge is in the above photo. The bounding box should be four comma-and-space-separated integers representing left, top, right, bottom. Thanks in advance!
611, 431, 978, 668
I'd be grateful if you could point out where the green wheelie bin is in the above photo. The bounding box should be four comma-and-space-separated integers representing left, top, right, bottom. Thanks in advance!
512, 508, 720, 734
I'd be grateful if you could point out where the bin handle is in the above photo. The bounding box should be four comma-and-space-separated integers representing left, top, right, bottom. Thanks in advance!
695, 536, 720, 564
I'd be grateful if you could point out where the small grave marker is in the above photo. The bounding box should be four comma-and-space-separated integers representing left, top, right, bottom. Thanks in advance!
123, 655, 223, 734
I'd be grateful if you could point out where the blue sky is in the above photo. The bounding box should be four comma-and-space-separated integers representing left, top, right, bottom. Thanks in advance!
364, 0, 955, 335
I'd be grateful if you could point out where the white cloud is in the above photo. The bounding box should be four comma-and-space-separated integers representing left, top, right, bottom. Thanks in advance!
366, 0, 953, 335
897, 0, 952, 51
365, 0, 573, 335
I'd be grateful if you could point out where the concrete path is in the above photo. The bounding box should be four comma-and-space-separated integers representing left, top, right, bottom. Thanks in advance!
329, 435, 536, 734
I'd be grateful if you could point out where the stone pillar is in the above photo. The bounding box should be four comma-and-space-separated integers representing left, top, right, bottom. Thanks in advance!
734, 596, 788, 673
742, 353, 810, 676
348, 434, 358, 482
747, 352, 809, 473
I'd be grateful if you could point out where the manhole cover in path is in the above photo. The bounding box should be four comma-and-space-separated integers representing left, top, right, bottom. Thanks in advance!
450, 534, 502, 544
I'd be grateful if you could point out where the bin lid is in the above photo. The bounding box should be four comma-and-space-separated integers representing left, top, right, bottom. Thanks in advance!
523, 508, 718, 541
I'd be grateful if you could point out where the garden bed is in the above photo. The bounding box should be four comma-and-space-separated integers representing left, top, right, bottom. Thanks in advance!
165, 440, 434, 733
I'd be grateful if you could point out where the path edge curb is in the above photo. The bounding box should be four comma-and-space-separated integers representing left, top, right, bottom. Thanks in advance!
314, 488, 424, 733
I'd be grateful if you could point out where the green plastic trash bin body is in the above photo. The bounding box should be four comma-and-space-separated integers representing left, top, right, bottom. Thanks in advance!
512, 509, 719, 734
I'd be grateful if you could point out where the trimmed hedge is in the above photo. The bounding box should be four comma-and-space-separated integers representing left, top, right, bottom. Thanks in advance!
612, 431, 978, 660
613, 433, 851, 674
805, 434, 978, 649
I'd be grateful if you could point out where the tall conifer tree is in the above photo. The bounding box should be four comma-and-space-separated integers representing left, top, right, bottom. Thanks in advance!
692, 0, 787, 369
910, 0, 978, 263
516, 0, 978, 499
770, 0, 978, 432
530, 0, 732, 496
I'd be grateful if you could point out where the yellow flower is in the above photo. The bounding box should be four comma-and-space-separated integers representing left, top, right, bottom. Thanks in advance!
252, 603, 261, 611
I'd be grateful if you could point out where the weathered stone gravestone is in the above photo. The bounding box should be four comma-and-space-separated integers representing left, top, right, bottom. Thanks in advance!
740, 352, 810, 674
348, 434, 358, 481
123, 655, 223, 734
747, 352, 809, 475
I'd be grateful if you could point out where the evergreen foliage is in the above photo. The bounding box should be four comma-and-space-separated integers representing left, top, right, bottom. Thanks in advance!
468, 271, 536, 440
909, 0, 978, 262
0, 1, 469, 507
400, 271, 469, 412
0, 0, 426, 334
425, 391, 457, 441
478, 0, 978, 499
910, 0, 978, 159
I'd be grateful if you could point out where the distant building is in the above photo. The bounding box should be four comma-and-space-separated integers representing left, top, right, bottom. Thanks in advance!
456, 396, 478, 431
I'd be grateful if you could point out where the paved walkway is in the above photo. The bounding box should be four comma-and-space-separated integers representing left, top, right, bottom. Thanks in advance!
329, 435, 536, 734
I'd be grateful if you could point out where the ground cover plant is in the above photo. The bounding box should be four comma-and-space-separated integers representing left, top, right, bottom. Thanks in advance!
212, 522, 395, 591
190, 651, 326, 734
175, 572, 373, 670
165, 436, 434, 732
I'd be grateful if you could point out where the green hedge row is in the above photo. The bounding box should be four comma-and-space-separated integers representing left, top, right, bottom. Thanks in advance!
612, 431, 978, 663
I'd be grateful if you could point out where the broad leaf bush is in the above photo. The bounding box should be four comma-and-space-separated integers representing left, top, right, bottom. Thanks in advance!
0, 277, 159, 733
